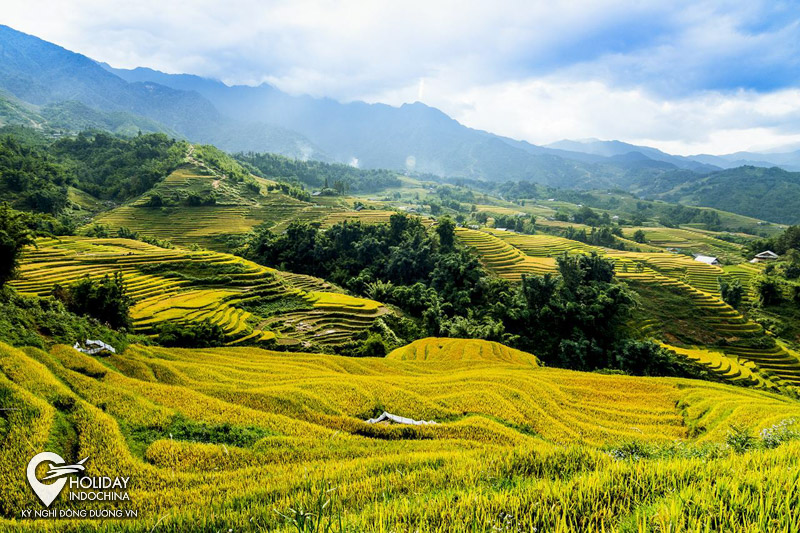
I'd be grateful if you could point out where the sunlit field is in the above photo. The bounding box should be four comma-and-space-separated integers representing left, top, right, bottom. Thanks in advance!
4, 340, 800, 531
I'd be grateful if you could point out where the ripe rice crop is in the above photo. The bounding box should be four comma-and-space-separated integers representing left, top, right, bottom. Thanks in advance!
387, 337, 540, 366
4, 339, 800, 531
11, 237, 389, 348
457, 229, 800, 386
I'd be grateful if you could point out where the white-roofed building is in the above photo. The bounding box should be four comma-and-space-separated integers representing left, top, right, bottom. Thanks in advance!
694, 255, 720, 266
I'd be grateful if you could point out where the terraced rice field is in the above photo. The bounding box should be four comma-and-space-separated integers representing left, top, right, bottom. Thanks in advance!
93, 198, 337, 249
457, 229, 800, 388
660, 343, 774, 388
723, 263, 763, 302
605, 251, 725, 296
621, 227, 746, 261
455, 228, 555, 281
620, 271, 800, 387
321, 210, 435, 228
90, 164, 347, 247
4, 340, 800, 531
474, 229, 726, 296
129, 167, 232, 206
387, 337, 541, 366
11, 237, 389, 348
482, 228, 596, 257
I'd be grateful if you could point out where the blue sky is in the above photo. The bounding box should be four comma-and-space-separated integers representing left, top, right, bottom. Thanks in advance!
4, 0, 800, 154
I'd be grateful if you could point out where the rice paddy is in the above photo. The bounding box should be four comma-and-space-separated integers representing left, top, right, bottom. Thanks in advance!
456, 228, 800, 388
387, 337, 541, 366
88, 162, 345, 248
454, 228, 556, 281
11, 237, 389, 348
4, 339, 800, 531
621, 227, 746, 262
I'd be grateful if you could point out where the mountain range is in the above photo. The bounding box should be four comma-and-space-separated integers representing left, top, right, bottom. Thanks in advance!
2, 23, 800, 223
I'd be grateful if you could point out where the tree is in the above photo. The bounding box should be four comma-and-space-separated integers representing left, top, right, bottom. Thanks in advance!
0, 204, 35, 287
354, 333, 387, 357
157, 320, 225, 347
86, 224, 110, 238
146, 193, 164, 207
719, 277, 744, 309
755, 276, 783, 307
54, 272, 132, 329
508, 253, 634, 370
633, 230, 647, 243
435, 216, 456, 249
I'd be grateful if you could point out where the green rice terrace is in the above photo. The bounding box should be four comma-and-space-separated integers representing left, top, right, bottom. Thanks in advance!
91, 162, 339, 249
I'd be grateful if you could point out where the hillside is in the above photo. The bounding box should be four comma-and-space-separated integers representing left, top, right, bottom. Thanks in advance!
387, 337, 541, 365
3, 7, 800, 531
454, 227, 800, 388
655, 166, 800, 225
0, 25, 322, 161
4, 340, 800, 530
0, 25, 712, 188
90, 160, 335, 249
6, 25, 800, 227
0, 91, 179, 137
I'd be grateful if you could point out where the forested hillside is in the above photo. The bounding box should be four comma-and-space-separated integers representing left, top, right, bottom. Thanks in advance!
0, 129, 185, 218
656, 166, 800, 225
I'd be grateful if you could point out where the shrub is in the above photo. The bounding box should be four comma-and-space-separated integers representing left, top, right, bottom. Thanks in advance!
353, 333, 387, 357
606, 440, 654, 461
156, 320, 226, 348
760, 419, 800, 449
0, 204, 35, 287
719, 277, 744, 309
726, 425, 757, 453
53, 272, 132, 330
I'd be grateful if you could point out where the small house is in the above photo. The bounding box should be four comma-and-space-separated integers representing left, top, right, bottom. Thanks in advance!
751, 250, 779, 263
694, 255, 720, 266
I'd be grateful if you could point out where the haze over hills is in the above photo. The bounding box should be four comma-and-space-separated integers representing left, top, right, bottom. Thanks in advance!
4, 24, 800, 223
551, 138, 800, 172
0, 26, 715, 178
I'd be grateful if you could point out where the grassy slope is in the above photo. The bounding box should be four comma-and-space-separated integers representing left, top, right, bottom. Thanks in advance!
90, 158, 385, 248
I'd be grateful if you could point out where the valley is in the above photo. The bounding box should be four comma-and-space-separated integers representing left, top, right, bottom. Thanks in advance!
2, 18, 800, 531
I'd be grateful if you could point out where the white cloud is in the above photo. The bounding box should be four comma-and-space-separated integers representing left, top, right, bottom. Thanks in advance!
413, 78, 800, 155
2, 0, 799, 154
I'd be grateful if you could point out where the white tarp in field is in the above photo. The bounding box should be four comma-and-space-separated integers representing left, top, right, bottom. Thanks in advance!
365, 411, 437, 425
73, 339, 116, 355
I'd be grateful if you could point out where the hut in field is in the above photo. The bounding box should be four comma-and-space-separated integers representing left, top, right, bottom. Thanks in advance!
694, 254, 720, 266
